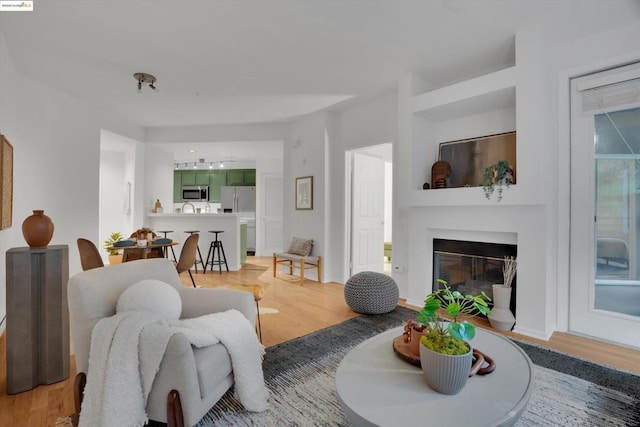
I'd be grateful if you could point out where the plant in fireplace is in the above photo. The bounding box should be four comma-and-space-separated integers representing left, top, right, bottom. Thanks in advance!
488, 256, 517, 331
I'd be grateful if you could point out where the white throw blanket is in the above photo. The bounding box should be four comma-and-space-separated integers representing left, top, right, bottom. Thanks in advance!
79, 309, 269, 427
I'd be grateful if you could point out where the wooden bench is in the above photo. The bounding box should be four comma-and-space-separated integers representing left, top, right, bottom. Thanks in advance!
273, 253, 322, 285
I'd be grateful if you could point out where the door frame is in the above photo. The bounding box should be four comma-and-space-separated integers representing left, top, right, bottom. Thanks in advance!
344, 143, 393, 283
557, 53, 640, 333
567, 62, 640, 348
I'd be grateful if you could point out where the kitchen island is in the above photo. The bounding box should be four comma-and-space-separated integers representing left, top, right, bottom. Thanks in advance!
146, 213, 244, 271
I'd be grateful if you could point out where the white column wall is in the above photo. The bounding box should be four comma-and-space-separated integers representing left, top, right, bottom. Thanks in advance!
324, 91, 398, 283
283, 113, 327, 281
0, 31, 144, 334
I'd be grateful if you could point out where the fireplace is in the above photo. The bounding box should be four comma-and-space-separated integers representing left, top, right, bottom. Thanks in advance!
433, 239, 517, 316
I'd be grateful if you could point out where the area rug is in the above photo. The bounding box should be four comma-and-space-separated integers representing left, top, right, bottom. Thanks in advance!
193, 305, 639, 427
60, 306, 640, 426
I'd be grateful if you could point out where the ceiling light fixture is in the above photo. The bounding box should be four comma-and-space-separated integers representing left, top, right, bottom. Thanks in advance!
209, 162, 213, 169
219, 161, 224, 168
134, 72, 158, 92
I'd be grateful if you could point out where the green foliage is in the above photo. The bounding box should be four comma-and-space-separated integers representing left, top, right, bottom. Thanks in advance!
104, 232, 123, 255
481, 159, 513, 202
420, 329, 470, 355
416, 279, 491, 354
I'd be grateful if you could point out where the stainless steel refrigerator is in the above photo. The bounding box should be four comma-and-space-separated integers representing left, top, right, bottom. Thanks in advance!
221, 186, 256, 213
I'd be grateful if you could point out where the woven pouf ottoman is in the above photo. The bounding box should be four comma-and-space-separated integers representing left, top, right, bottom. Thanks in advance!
344, 271, 399, 314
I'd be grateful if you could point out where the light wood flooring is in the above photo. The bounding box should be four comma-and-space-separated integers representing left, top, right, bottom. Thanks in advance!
0, 256, 638, 426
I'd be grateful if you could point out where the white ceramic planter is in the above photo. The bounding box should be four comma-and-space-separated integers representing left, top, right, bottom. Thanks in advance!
419, 343, 473, 395
488, 284, 515, 331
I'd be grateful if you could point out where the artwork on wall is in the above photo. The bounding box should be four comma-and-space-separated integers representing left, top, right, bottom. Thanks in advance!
295, 176, 313, 210
1, 134, 14, 230
438, 131, 516, 188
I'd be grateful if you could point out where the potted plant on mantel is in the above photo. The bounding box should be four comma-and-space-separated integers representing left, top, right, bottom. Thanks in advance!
415, 280, 491, 395
481, 159, 514, 202
488, 256, 517, 331
104, 232, 124, 265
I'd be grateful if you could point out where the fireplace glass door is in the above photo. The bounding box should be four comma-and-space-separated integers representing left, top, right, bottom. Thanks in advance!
433, 239, 517, 316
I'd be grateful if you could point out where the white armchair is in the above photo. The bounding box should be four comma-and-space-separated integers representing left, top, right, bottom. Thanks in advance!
67, 258, 256, 427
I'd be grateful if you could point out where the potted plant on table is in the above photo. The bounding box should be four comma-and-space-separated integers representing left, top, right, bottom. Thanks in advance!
104, 232, 124, 265
488, 256, 517, 331
481, 159, 514, 202
416, 279, 491, 395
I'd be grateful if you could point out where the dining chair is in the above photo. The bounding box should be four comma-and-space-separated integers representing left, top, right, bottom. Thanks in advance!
176, 233, 199, 287
77, 238, 105, 271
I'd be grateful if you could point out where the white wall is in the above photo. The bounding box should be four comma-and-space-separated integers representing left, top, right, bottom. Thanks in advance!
144, 144, 174, 215
325, 91, 398, 283
100, 130, 147, 263
0, 31, 144, 334
283, 113, 327, 281
550, 22, 640, 332
99, 150, 126, 263
384, 161, 393, 243
394, 19, 640, 342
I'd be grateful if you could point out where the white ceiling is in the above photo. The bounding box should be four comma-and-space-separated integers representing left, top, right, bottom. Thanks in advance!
1, 1, 639, 162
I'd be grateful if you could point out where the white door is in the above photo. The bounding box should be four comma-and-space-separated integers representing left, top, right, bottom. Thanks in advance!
351, 152, 385, 275
260, 173, 283, 256
569, 62, 640, 348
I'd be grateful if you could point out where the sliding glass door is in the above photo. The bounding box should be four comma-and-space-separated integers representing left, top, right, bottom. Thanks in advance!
570, 63, 640, 348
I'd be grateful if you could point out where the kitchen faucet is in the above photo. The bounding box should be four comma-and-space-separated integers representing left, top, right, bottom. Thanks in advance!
181, 202, 195, 213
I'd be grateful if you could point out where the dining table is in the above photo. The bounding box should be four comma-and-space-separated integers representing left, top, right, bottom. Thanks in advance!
105, 240, 180, 262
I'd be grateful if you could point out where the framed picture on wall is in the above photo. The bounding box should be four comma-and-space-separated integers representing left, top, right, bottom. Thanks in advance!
1, 134, 13, 230
295, 176, 313, 210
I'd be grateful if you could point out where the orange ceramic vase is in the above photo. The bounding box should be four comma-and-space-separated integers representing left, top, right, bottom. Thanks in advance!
22, 210, 54, 248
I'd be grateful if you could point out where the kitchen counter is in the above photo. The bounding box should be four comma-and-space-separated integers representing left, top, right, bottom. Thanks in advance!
148, 213, 240, 218
146, 213, 243, 271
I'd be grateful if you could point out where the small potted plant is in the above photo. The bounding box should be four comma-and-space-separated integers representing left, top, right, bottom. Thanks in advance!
481, 159, 514, 201
417, 279, 491, 394
488, 256, 517, 331
104, 232, 124, 264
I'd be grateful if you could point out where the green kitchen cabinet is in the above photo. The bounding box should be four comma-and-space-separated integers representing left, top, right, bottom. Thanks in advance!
173, 171, 182, 202
226, 169, 256, 186
209, 171, 226, 202
226, 170, 245, 186
195, 170, 210, 186
174, 170, 214, 202
244, 169, 256, 186
180, 171, 196, 186
179, 170, 209, 186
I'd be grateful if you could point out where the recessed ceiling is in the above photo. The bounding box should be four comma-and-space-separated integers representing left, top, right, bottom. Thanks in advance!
1, 1, 638, 129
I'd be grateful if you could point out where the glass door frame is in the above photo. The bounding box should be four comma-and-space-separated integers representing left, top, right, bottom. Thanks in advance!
569, 64, 640, 349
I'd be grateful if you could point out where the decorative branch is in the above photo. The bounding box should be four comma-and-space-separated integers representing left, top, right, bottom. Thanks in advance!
502, 256, 517, 287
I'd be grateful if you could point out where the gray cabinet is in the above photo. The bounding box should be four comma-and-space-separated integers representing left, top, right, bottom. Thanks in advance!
6, 245, 70, 394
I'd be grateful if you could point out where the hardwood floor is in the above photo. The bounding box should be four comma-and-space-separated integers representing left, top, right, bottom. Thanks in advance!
0, 256, 638, 426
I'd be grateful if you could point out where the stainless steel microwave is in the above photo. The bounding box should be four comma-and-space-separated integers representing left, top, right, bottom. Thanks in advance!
182, 186, 209, 201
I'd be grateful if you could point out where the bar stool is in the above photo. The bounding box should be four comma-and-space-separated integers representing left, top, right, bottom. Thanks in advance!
156, 230, 177, 262
184, 231, 205, 273
205, 230, 229, 274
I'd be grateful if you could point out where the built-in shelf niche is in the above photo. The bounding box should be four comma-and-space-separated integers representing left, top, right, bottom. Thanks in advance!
411, 66, 517, 202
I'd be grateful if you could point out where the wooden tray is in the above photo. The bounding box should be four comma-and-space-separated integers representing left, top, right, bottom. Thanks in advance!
392, 335, 496, 375
392, 335, 421, 367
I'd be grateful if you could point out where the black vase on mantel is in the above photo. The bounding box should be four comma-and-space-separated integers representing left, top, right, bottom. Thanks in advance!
22, 209, 55, 248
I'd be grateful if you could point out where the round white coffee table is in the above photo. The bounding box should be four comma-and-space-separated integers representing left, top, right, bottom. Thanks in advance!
336, 326, 534, 427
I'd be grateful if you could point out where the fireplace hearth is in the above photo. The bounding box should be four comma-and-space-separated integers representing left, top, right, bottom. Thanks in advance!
433, 239, 517, 316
